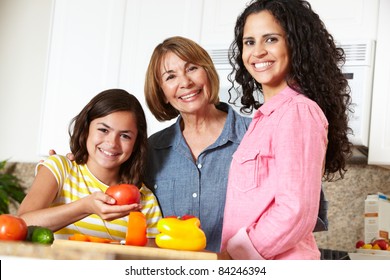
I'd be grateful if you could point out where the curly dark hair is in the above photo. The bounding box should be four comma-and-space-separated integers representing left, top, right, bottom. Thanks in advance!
68, 89, 147, 186
228, 0, 353, 181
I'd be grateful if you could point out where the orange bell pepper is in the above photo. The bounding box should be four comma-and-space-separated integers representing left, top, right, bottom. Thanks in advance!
155, 216, 206, 251
125, 211, 147, 246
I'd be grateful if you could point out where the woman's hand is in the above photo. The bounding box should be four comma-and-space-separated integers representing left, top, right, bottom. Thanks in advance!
48, 149, 75, 161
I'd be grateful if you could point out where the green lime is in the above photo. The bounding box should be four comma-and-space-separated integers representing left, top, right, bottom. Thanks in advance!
31, 226, 54, 245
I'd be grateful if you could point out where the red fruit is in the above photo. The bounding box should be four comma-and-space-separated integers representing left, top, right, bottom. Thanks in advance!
105, 184, 141, 205
372, 239, 389, 250
355, 240, 365, 249
0, 214, 28, 241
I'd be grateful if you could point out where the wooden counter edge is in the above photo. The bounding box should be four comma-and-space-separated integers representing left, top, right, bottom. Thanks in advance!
52, 239, 218, 260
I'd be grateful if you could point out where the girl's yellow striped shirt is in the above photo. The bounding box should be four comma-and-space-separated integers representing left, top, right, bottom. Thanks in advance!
37, 155, 161, 241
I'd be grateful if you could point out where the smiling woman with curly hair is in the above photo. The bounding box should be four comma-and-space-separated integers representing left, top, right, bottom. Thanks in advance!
220, 0, 353, 260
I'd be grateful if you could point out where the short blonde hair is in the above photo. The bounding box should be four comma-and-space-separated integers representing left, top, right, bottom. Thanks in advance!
144, 36, 220, 121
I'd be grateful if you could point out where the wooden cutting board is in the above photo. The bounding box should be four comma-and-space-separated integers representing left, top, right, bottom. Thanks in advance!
52, 239, 217, 260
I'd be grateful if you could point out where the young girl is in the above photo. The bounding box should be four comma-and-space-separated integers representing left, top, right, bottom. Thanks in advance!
220, 0, 352, 259
18, 89, 161, 241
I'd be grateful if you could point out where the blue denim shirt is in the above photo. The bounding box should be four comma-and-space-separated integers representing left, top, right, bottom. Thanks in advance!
144, 102, 251, 252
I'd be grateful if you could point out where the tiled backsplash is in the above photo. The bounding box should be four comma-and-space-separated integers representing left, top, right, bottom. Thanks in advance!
5, 161, 390, 253
315, 163, 390, 251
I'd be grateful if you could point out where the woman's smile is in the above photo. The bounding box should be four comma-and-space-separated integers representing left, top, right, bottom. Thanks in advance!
178, 89, 202, 101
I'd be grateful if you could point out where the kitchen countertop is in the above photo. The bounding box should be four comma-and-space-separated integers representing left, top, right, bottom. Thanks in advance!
0, 240, 113, 260
0, 239, 217, 260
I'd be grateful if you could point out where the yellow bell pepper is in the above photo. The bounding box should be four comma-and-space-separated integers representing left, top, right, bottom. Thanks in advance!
155, 216, 206, 251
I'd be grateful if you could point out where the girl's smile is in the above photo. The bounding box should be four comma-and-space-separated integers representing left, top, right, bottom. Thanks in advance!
86, 111, 138, 176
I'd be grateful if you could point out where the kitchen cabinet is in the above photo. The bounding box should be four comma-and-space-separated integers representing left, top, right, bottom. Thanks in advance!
309, 0, 390, 166
309, 0, 378, 147
367, 0, 390, 166
309, 0, 378, 41
200, 0, 251, 49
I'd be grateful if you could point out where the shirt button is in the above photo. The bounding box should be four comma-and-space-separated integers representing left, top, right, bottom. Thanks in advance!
192, 193, 198, 198
197, 163, 202, 169
154, 184, 158, 189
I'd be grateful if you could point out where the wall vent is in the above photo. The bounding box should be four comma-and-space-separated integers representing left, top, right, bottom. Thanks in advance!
340, 41, 375, 66
208, 49, 231, 70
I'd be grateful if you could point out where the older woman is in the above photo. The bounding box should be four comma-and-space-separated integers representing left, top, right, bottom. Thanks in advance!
143, 36, 252, 252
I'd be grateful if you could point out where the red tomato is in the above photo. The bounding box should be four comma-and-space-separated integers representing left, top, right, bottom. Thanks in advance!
105, 184, 141, 205
0, 214, 28, 241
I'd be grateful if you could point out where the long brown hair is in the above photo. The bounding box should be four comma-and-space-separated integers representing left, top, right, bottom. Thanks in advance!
69, 89, 147, 186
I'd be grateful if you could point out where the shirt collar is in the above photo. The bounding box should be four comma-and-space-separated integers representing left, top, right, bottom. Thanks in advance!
255, 86, 299, 118
215, 102, 250, 145
153, 102, 250, 149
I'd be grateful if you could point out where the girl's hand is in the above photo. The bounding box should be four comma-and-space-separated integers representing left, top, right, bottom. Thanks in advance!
85, 192, 141, 221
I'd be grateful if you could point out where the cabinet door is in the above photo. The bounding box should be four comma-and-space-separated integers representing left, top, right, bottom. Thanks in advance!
309, 0, 378, 42
38, 0, 202, 156
38, 0, 130, 156
368, 0, 390, 165
118, 0, 203, 139
200, 0, 250, 49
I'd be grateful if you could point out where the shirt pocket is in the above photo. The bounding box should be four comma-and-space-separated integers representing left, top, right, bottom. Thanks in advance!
153, 179, 194, 217
231, 148, 272, 192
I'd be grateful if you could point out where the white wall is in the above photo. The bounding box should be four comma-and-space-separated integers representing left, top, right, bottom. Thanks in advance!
0, 0, 53, 162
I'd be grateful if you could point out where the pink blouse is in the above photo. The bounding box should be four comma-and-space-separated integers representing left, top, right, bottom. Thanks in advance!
221, 86, 328, 260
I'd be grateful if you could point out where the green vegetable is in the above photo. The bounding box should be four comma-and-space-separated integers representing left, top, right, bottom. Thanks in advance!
26, 225, 54, 245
